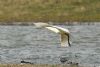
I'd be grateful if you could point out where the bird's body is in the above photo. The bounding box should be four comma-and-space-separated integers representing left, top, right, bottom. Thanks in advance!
34, 22, 71, 47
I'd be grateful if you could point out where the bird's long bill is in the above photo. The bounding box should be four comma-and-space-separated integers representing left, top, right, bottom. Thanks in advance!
60, 33, 70, 47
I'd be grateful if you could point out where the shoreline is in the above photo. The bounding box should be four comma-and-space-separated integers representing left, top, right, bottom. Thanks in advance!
0, 22, 100, 26
0, 64, 88, 67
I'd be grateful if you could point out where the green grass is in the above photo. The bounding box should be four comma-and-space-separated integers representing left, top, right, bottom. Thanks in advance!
0, 0, 100, 22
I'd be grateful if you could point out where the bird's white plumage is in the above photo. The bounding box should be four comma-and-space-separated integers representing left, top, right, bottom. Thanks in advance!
33, 22, 49, 28
53, 26, 70, 33
61, 33, 69, 47
34, 22, 71, 47
45, 27, 60, 33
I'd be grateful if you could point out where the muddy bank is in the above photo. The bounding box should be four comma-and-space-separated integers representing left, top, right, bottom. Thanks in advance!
0, 64, 85, 67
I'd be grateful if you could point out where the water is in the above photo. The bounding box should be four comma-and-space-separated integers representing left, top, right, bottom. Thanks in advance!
0, 24, 100, 66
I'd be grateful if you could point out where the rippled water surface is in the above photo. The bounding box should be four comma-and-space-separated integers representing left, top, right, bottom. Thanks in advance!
0, 24, 100, 66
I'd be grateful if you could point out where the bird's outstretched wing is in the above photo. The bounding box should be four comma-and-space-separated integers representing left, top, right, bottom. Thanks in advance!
34, 22, 71, 47
33, 22, 49, 28
46, 26, 71, 47
45, 27, 60, 33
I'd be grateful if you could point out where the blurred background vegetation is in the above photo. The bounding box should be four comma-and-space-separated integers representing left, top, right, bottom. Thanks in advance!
0, 0, 100, 22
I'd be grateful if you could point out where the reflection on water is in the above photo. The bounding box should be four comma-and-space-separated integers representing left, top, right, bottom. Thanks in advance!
0, 23, 100, 66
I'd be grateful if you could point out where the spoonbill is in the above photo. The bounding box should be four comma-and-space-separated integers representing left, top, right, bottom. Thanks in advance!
34, 22, 71, 47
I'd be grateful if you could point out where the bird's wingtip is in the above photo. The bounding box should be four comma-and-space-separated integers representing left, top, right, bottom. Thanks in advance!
33, 22, 49, 28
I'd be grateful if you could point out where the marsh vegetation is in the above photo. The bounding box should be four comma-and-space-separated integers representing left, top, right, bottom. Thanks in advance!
0, 0, 100, 22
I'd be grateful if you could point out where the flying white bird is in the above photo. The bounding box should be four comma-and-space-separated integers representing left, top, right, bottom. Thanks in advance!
34, 22, 71, 47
